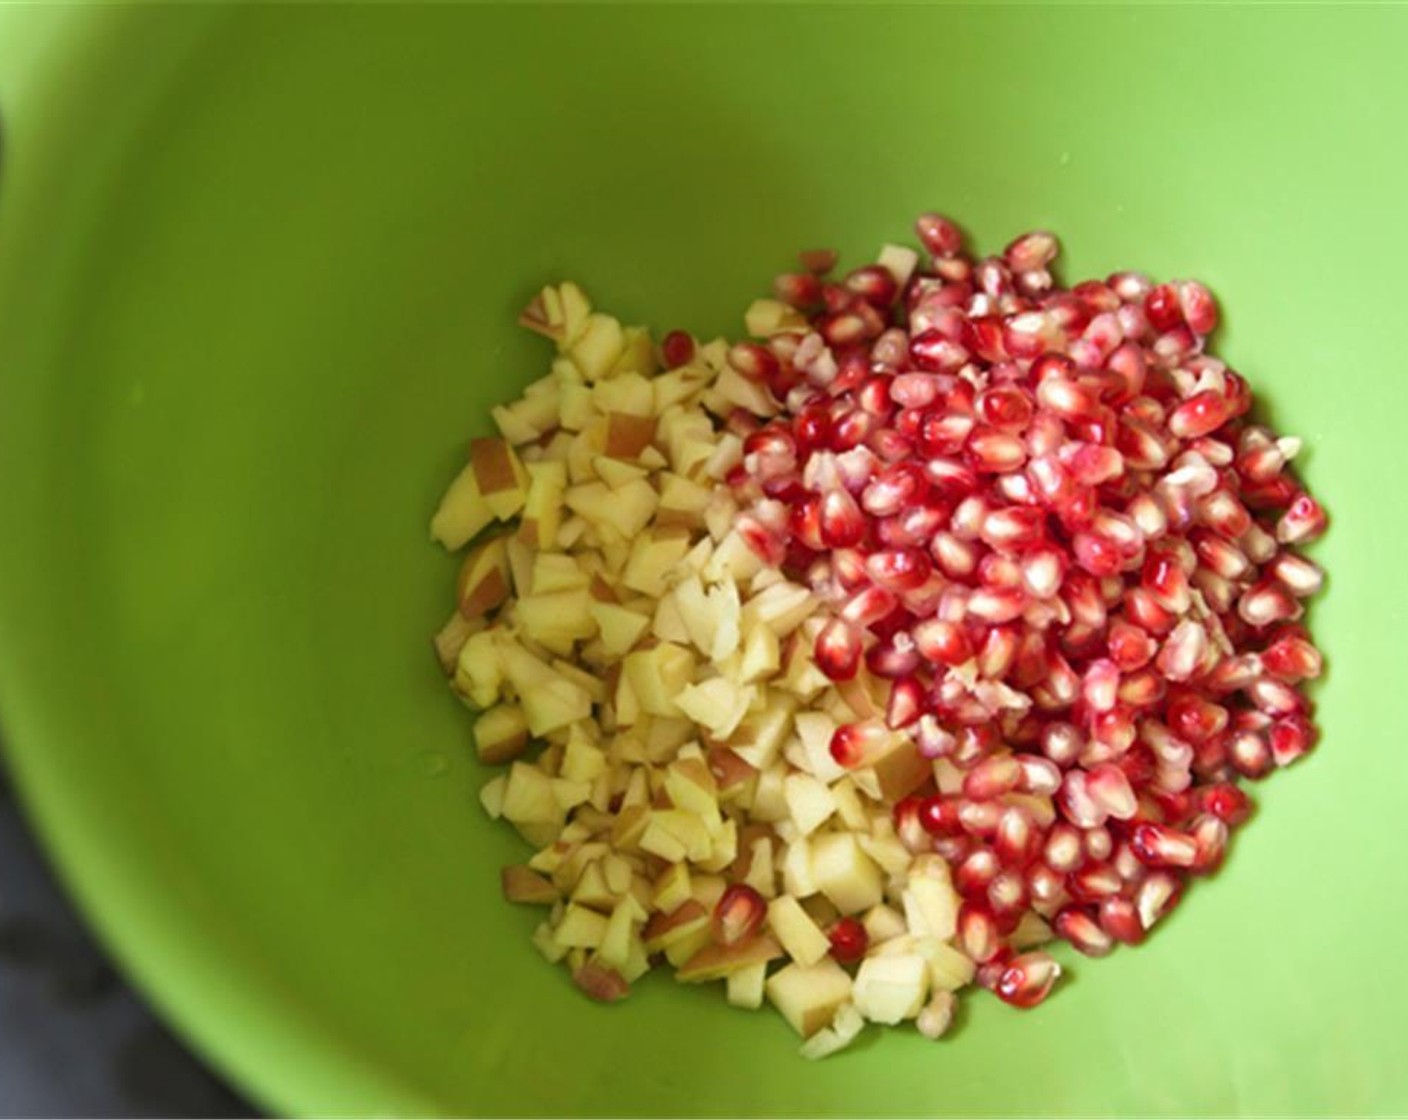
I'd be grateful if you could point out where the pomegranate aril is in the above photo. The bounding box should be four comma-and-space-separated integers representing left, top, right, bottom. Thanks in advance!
1099, 897, 1145, 945
957, 902, 1004, 963
1269, 551, 1324, 597
1194, 782, 1252, 826
845, 265, 899, 308
1228, 729, 1273, 778
1055, 906, 1114, 957
1269, 714, 1316, 767
1086, 763, 1139, 820
1276, 492, 1327, 544
828, 916, 869, 963
988, 869, 1031, 915
774, 272, 822, 308
1190, 813, 1229, 873
916, 212, 965, 258
1260, 633, 1323, 681
814, 618, 862, 682
1130, 822, 1199, 868
818, 487, 866, 548
994, 807, 1041, 868
886, 675, 926, 730
918, 796, 964, 837
1068, 862, 1123, 902
660, 329, 695, 368
996, 950, 1061, 1008
1135, 871, 1182, 931
712, 884, 767, 946
913, 618, 974, 666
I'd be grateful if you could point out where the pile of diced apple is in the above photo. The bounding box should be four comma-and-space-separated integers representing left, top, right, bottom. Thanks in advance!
430, 282, 1026, 1056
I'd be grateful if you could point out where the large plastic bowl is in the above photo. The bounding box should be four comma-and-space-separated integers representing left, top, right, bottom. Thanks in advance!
1, 6, 1406, 1116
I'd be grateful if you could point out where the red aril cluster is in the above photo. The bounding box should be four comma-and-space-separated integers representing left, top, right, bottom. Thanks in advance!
726, 215, 1327, 1007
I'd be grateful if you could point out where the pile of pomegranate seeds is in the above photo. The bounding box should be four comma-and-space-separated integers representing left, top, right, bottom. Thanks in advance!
726, 215, 1327, 995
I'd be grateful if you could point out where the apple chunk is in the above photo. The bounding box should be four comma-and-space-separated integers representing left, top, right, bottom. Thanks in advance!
765, 959, 854, 1038
430, 462, 494, 550
456, 535, 512, 619
676, 934, 784, 983
767, 895, 831, 967
810, 833, 884, 915
501, 865, 558, 905
474, 704, 530, 765
852, 954, 929, 1024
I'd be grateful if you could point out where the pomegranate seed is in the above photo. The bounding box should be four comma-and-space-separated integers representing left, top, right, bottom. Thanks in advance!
1135, 871, 1182, 930
818, 487, 865, 548
1190, 813, 1229, 873
814, 618, 862, 682
995, 807, 1041, 868
1068, 862, 1123, 902
1228, 728, 1272, 778
918, 796, 964, 837
1268, 551, 1323, 597
1276, 492, 1327, 544
996, 950, 1061, 1008
1040, 722, 1083, 767
1099, 897, 1145, 945
1143, 284, 1183, 332
1237, 579, 1301, 629
828, 916, 869, 963
1176, 280, 1218, 335
728, 341, 780, 382
1044, 823, 1085, 873
988, 869, 1031, 915
1260, 633, 1323, 681
867, 547, 932, 593
1086, 763, 1138, 820
661, 329, 695, 367
1130, 822, 1199, 868
886, 675, 926, 730
829, 719, 887, 767
1269, 714, 1316, 767
956, 846, 1002, 896
915, 213, 964, 258
1055, 906, 1113, 956
957, 902, 1003, 963
1083, 825, 1114, 862
913, 618, 974, 666
845, 265, 899, 308
1016, 754, 1062, 796
712, 884, 767, 946
1194, 782, 1252, 826
798, 248, 838, 273
773, 272, 822, 308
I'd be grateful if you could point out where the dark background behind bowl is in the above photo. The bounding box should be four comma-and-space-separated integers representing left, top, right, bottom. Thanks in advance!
0, 759, 252, 1118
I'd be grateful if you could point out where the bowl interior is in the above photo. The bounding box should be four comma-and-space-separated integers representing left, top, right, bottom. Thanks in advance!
2, 5, 1407, 1115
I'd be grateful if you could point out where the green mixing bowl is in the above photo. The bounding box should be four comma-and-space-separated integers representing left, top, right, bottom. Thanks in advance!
1, 5, 1406, 1115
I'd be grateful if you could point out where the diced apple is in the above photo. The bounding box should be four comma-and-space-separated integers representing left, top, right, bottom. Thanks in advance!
570, 314, 625, 382
529, 553, 590, 595
501, 762, 564, 826
713, 366, 779, 417
676, 935, 784, 983
430, 461, 495, 550
469, 437, 528, 519
565, 479, 660, 540
652, 863, 693, 913
782, 837, 818, 899
532, 921, 569, 964
675, 677, 753, 740
604, 412, 657, 459
478, 774, 507, 819
455, 535, 512, 620
474, 703, 530, 765
751, 763, 790, 823
517, 673, 593, 737
594, 456, 649, 490
862, 904, 908, 945
501, 864, 559, 906
564, 856, 612, 906
742, 837, 777, 898
434, 611, 480, 674
877, 243, 920, 289
1012, 911, 1053, 949
622, 532, 691, 599
551, 778, 592, 811
765, 959, 854, 1038
592, 371, 654, 416
655, 472, 713, 530
728, 693, 797, 770
768, 895, 831, 967
572, 960, 630, 1003
554, 904, 609, 949
702, 531, 764, 583
799, 1002, 866, 1061
623, 643, 695, 718
651, 809, 713, 862
726, 961, 768, 1010
737, 624, 781, 684
811, 833, 884, 914
784, 774, 837, 838
610, 805, 650, 852
609, 328, 658, 379
689, 874, 728, 912
852, 954, 929, 1025
792, 711, 848, 784
915, 937, 976, 992
902, 877, 960, 941
707, 748, 757, 797
856, 832, 911, 877
830, 779, 870, 832
639, 819, 688, 863
517, 588, 597, 646
561, 735, 607, 785
597, 898, 643, 969
663, 923, 715, 969
557, 381, 594, 432
663, 757, 719, 819
743, 298, 808, 338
